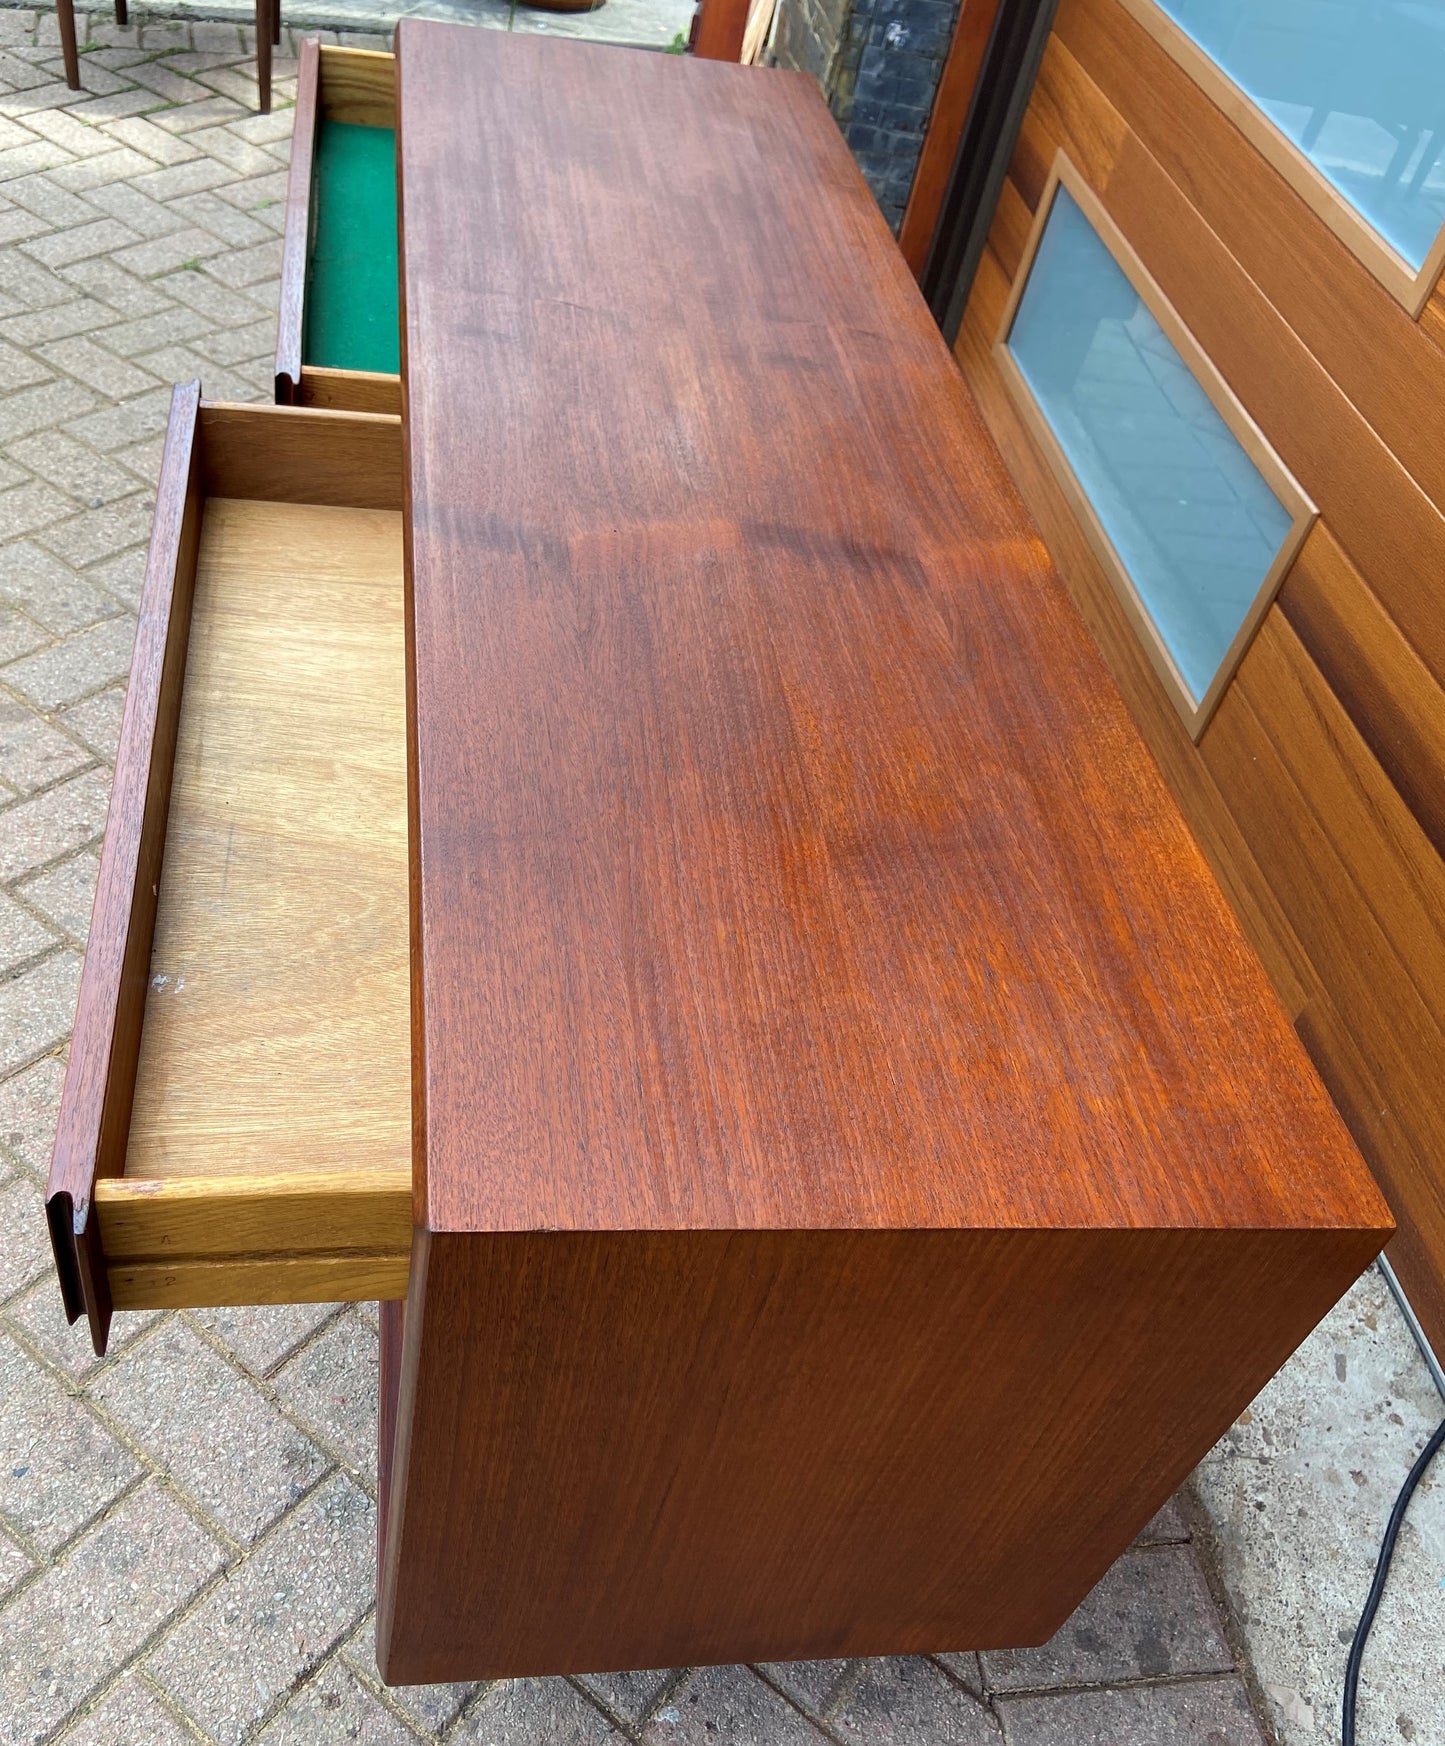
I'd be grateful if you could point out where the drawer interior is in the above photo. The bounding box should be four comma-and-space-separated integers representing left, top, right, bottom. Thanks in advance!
100, 494, 411, 1309
305, 48, 399, 381
48, 395, 412, 1343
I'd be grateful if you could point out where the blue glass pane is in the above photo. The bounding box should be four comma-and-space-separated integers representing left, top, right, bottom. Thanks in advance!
1157, 0, 1445, 270
1007, 187, 1294, 705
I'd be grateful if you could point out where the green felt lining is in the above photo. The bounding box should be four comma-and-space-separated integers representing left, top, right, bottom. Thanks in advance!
304, 119, 400, 376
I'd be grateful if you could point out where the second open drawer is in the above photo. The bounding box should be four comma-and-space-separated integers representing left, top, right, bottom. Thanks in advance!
46, 391, 412, 1355
275, 43, 402, 414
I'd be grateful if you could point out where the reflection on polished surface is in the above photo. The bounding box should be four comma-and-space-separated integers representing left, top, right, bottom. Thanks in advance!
1158, 0, 1445, 269
1008, 186, 1293, 705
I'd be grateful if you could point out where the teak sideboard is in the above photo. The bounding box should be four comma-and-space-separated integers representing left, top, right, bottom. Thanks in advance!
45, 21, 1391, 1682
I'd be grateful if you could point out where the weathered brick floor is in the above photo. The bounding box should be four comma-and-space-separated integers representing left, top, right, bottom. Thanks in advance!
1, 10, 1440, 1744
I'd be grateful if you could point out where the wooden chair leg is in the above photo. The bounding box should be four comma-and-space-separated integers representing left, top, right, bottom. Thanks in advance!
114, 0, 129, 28
256, 0, 272, 114
56, 0, 81, 89
273, 0, 281, 47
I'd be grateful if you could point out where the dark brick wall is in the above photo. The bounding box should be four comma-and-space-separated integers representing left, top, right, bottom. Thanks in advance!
769, 0, 961, 233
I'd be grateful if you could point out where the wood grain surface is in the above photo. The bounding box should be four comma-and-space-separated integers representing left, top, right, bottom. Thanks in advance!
297, 365, 402, 415
394, 23, 1380, 1242
126, 496, 410, 1191
45, 382, 205, 1354
959, 0, 1445, 1349
274, 36, 318, 401
378, 1221, 1380, 1680
199, 402, 403, 510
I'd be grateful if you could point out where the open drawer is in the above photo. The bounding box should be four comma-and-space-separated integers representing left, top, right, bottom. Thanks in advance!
46, 387, 411, 1355
275, 42, 402, 414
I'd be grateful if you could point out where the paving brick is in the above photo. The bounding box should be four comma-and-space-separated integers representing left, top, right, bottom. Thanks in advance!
98, 115, 202, 168
0, 334, 52, 387
127, 153, 235, 203
933, 1654, 985, 1697
17, 847, 99, 941
199, 232, 282, 289
0, 1479, 224, 1746
59, 1671, 197, 1745
57, 683, 125, 760
641, 1667, 821, 1744
147, 1474, 375, 1746
185, 1301, 341, 1378
0, 607, 48, 664
0, 377, 98, 444
756, 1661, 852, 1720
0, 693, 91, 793
1136, 1495, 1190, 1546
0, 764, 109, 881
191, 314, 276, 367
0, 1327, 139, 1552
255, 1659, 419, 1745
36, 488, 155, 568
6, 431, 144, 505
1, 611, 135, 708
48, 147, 159, 194
834, 1659, 1001, 1744
0, 949, 80, 1075
0, 203, 51, 246
62, 390, 169, 452
91, 1319, 330, 1544
0, 1169, 50, 1297
59, 252, 171, 317
577, 1668, 682, 1727
458, 1679, 618, 1744
0, 890, 55, 974
20, 215, 139, 269
995, 1675, 1266, 1745
982, 1547, 1232, 1692
81, 177, 191, 241
35, 332, 159, 399
272, 1311, 378, 1477
0, 1050, 64, 1172
22, 107, 129, 162
0, 1527, 31, 1603
85, 300, 210, 357
0, 137, 73, 181
115, 59, 215, 107
0, 476, 75, 540
179, 124, 286, 179
343, 1613, 481, 1734
7, 1275, 161, 1380
0, 538, 121, 632
154, 260, 271, 323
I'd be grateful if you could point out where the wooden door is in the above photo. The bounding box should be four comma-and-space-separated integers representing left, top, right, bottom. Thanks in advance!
952, 0, 1445, 1356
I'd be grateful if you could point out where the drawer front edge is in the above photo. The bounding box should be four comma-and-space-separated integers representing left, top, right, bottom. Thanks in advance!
45, 381, 205, 1356
275, 35, 321, 403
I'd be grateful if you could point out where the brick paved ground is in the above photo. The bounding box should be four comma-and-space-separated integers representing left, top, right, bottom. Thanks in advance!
0, 11, 1425, 1744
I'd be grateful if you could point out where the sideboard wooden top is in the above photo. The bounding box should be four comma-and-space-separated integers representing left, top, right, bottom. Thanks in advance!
394, 21, 1387, 1241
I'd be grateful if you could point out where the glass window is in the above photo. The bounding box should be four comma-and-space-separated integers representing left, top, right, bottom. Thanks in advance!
1155, 0, 1445, 271
1005, 183, 1300, 715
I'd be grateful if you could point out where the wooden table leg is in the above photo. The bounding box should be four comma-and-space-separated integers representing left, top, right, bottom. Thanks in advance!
256, 0, 272, 114
114, 0, 129, 27
56, 0, 80, 89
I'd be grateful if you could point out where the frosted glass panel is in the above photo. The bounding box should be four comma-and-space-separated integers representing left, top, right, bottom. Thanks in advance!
1157, 0, 1445, 270
1007, 187, 1294, 706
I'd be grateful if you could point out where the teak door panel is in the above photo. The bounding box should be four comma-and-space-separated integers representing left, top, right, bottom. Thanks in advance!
45, 389, 411, 1353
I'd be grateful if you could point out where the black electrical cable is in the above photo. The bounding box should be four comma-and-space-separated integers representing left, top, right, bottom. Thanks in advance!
1341, 1411, 1445, 1745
